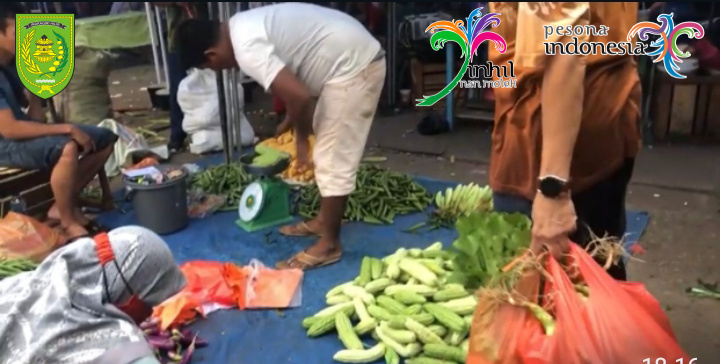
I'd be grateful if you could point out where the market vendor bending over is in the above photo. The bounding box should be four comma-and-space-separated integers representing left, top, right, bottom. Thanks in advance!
0, 226, 186, 364
175, 3, 385, 270
487, 2, 641, 280
0, 3, 118, 241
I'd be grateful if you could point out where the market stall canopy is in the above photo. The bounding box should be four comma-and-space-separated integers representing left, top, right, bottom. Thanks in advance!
76, 11, 151, 49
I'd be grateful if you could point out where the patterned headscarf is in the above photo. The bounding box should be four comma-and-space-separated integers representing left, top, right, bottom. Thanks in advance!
0, 226, 186, 364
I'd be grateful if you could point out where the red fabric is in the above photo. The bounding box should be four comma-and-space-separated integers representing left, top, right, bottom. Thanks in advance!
272, 96, 286, 114
694, 38, 720, 70
468, 244, 691, 364
365, 3, 381, 32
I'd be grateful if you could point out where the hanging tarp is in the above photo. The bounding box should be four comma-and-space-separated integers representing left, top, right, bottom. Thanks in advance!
75, 11, 151, 49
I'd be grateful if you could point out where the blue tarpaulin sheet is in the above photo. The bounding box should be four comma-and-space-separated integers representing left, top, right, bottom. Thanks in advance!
98, 156, 649, 364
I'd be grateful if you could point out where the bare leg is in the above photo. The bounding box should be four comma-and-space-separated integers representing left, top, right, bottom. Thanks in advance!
48, 145, 113, 223
277, 195, 347, 269
304, 196, 346, 256
50, 142, 87, 238
74, 144, 114, 193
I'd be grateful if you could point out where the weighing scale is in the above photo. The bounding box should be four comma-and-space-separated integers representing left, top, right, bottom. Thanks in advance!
236, 152, 294, 232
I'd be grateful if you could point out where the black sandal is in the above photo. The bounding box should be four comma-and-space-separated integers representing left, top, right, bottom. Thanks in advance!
84, 221, 110, 234
66, 234, 92, 245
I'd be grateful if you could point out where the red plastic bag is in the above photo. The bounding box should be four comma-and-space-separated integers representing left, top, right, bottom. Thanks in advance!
468, 243, 692, 364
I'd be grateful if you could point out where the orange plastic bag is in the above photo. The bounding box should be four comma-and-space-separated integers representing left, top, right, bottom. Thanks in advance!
241, 259, 303, 309
152, 293, 205, 330
0, 212, 62, 263
468, 243, 692, 364
180, 260, 238, 306
154, 260, 303, 328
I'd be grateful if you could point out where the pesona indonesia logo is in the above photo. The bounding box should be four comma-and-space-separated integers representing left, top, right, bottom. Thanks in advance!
542, 12, 704, 80
417, 7, 509, 107
629, 13, 704, 79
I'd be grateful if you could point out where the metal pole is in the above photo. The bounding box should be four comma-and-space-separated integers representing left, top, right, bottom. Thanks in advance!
210, 2, 231, 163
230, 3, 244, 156
389, 3, 397, 108
221, 3, 237, 160
223, 69, 235, 159
446, 44, 454, 130
231, 69, 244, 156
154, 6, 170, 85
144, 3, 162, 85
384, 2, 394, 108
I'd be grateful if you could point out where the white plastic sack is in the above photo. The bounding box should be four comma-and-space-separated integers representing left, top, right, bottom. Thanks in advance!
188, 128, 223, 155
177, 68, 255, 154
97, 119, 169, 177
177, 68, 220, 133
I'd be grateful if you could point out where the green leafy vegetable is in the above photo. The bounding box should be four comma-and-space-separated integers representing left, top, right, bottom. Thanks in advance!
447, 211, 531, 289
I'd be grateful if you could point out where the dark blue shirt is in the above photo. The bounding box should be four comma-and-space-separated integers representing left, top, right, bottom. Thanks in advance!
0, 66, 29, 122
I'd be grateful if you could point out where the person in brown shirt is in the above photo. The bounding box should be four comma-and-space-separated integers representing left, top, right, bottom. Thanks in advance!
488, 2, 642, 280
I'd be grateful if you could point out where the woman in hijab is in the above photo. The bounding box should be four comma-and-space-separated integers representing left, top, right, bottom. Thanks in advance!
0, 226, 186, 364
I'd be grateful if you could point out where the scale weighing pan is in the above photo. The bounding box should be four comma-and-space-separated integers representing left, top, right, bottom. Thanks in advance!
239, 151, 290, 178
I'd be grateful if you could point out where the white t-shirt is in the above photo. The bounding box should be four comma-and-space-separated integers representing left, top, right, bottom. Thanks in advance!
229, 3, 382, 96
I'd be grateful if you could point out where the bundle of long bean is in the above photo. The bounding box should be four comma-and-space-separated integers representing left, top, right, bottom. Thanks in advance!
189, 163, 254, 210
0, 257, 38, 280
295, 165, 432, 224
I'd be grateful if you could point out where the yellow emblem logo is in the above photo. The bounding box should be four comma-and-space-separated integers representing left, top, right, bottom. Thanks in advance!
16, 14, 75, 99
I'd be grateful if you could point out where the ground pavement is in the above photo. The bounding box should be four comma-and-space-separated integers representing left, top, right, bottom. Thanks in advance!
109, 65, 720, 361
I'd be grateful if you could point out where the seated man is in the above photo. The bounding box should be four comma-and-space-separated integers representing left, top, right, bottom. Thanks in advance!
0, 3, 118, 240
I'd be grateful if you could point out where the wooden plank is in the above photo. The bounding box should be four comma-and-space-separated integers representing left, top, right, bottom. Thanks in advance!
0, 170, 49, 198
19, 183, 54, 209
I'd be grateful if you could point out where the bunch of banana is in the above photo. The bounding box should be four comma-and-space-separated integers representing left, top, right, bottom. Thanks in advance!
430, 183, 493, 228
0, 257, 38, 280
259, 131, 316, 183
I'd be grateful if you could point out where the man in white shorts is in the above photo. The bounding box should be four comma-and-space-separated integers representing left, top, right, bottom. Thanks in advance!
175, 3, 386, 270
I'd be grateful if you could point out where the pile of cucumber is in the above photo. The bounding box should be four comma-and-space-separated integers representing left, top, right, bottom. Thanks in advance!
302, 242, 477, 364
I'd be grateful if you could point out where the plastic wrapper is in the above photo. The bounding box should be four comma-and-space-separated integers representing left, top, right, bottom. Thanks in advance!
468, 243, 692, 364
0, 212, 63, 263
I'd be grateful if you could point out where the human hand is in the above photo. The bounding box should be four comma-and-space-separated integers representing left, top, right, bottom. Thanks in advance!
530, 194, 576, 259
275, 117, 291, 137
69, 126, 95, 156
295, 138, 313, 174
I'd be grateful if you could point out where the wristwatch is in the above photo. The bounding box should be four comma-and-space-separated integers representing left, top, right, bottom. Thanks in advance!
537, 175, 570, 198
